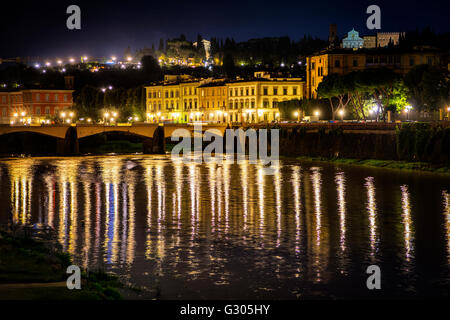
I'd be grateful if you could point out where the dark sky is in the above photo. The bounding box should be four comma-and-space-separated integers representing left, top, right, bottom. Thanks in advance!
0, 0, 448, 58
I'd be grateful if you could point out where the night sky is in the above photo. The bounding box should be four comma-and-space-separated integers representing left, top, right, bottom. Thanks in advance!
1, 0, 448, 58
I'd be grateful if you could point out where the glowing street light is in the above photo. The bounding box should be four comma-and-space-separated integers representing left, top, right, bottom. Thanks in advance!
338, 109, 344, 121
127, 56, 132, 62
404, 105, 412, 120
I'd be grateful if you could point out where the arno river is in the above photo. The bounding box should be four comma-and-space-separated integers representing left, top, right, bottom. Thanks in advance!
0, 155, 449, 299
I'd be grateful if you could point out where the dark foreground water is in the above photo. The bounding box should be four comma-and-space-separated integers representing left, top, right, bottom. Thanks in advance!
0, 155, 449, 299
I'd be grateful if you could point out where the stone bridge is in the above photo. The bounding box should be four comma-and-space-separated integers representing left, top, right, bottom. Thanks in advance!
0, 123, 229, 155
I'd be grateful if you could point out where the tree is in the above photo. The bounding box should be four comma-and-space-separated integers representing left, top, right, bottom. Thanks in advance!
404, 65, 450, 112
356, 68, 400, 121
223, 53, 235, 78
140, 55, 162, 81
317, 74, 351, 120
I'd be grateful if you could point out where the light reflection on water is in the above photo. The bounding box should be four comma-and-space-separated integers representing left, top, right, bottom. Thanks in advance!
0, 155, 449, 299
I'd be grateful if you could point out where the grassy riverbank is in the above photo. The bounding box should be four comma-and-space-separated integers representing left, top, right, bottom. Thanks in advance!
0, 229, 123, 300
292, 156, 450, 174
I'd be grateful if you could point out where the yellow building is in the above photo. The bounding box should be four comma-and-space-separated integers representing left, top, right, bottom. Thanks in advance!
226, 75, 305, 123
146, 81, 200, 123
198, 81, 228, 123
145, 72, 305, 124
306, 47, 446, 98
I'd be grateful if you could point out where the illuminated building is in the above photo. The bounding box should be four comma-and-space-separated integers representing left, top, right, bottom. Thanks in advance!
226, 73, 305, 124
146, 72, 305, 124
0, 89, 74, 124
342, 28, 364, 49
306, 47, 446, 98
198, 81, 227, 123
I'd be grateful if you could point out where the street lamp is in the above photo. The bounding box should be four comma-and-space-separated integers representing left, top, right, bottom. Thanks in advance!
339, 109, 344, 121
60, 112, 66, 124
314, 110, 320, 120
104, 112, 109, 124
404, 105, 412, 121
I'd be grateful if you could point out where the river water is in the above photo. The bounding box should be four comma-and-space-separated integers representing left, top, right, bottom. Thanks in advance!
0, 155, 449, 299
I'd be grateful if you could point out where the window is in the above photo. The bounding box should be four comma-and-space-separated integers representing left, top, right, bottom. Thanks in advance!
273, 87, 278, 95
2, 108, 6, 116
409, 57, 415, 66
45, 94, 50, 102
293, 87, 297, 95
36, 94, 40, 102
55, 95, 58, 102
251, 88, 255, 95
334, 60, 340, 67
283, 88, 287, 95
45, 107, 50, 115
263, 87, 268, 95
353, 59, 358, 67
427, 57, 433, 65
36, 107, 40, 115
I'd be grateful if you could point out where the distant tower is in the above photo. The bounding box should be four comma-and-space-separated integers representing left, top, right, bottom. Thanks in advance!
329, 24, 338, 48
64, 76, 74, 90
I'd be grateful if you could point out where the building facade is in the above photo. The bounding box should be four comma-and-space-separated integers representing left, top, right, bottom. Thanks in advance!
0, 89, 74, 124
342, 29, 364, 49
306, 48, 446, 98
145, 73, 305, 124
198, 81, 228, 123
377, 32, 401, 47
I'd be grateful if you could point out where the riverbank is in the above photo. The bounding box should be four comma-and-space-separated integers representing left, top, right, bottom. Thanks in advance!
0, 227, 124, 300
291, 156, 450, 174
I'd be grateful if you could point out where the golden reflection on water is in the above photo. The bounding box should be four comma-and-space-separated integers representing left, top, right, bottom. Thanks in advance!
3, 156, 449, 297
365, 176, 378, 260
291, 166, 302, 277
8, 160, 33, 225
308, 167, 328, 282
400, 185, 414, 262
335, 171, 348, 274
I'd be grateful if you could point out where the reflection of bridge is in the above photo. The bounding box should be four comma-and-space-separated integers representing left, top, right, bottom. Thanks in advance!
0, 123, 229, 155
